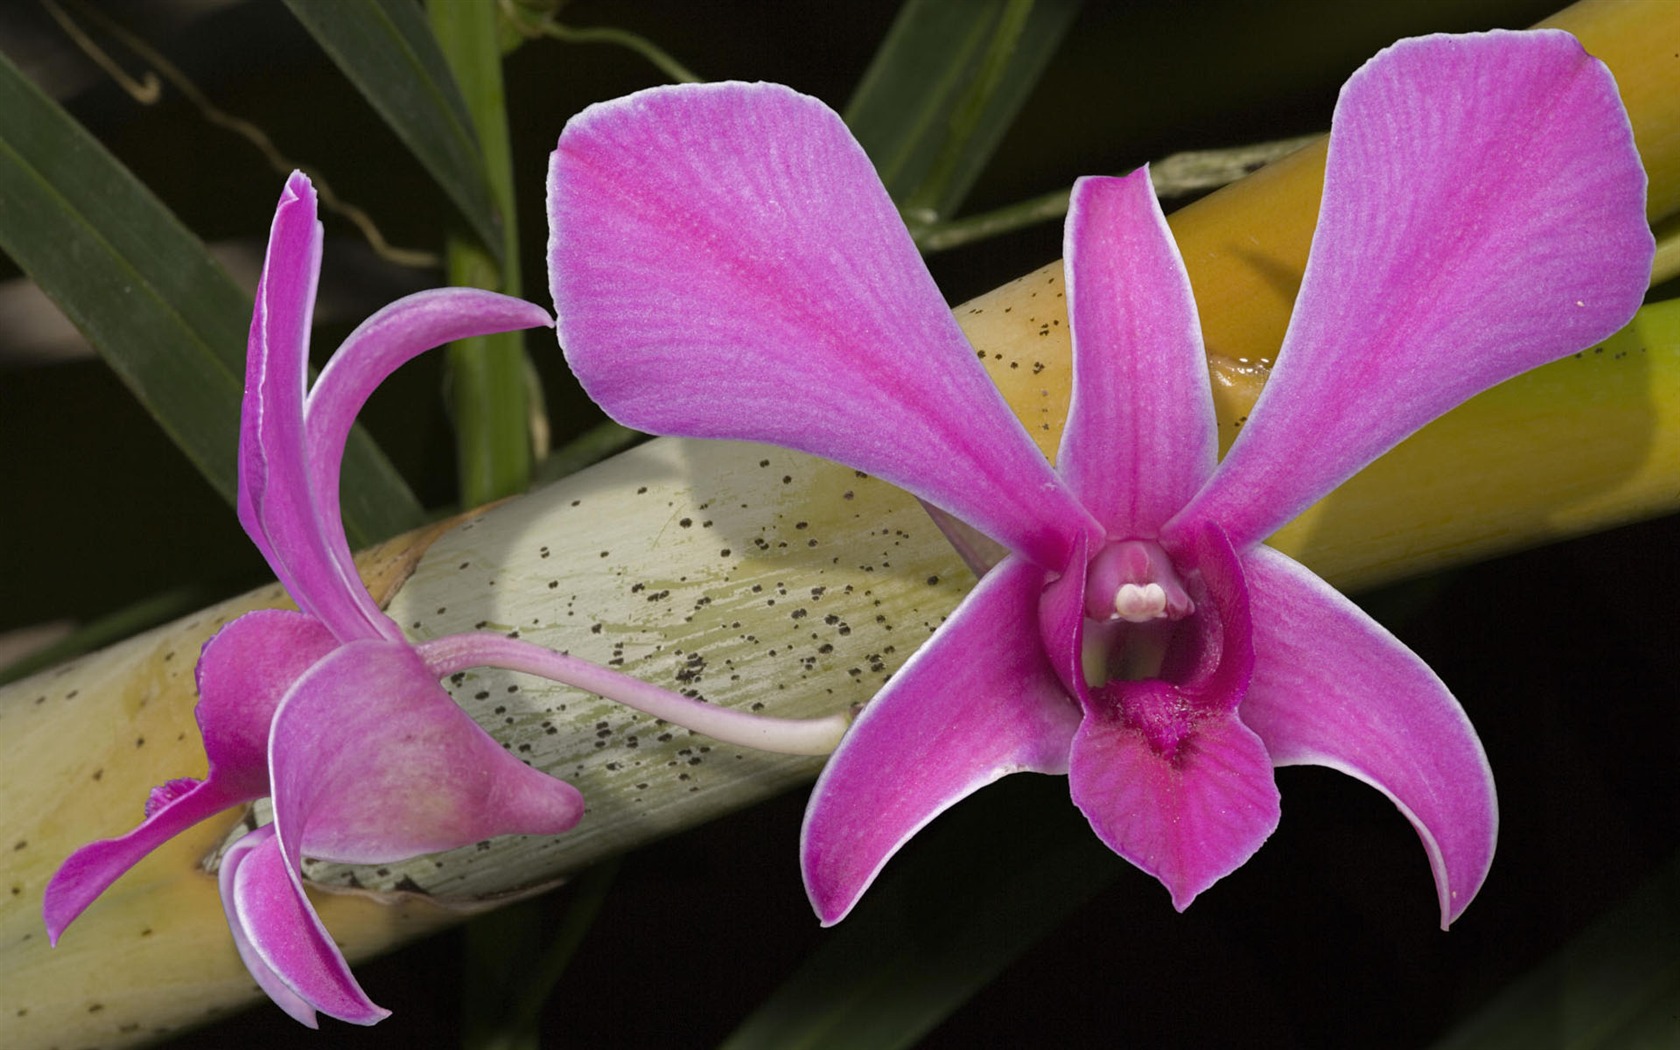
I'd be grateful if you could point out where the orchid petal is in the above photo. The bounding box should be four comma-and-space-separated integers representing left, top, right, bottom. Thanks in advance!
238, 172, 383, 640
801, 555, 1082, 925
549, 81, 1094, 569
193, 610, 339, 788
219, 828, 324, 1027
222, 824, 388, 1027
1173, 30, 1653, 550
305, 288, 552, 620
1036, 535, 1091, 704
1240, 545, 1497, 928
269, 639, 584, 865
44, 778, 241, 945
1058, 171, 1217, 536
1068, 704, 1280, 911
1159, 519, 1254, 703
42, 611, 336, 942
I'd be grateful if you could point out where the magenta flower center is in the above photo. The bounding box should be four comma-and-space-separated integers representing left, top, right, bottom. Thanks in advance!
1076, 533, 1248, 760
1080, 539, 1196, 687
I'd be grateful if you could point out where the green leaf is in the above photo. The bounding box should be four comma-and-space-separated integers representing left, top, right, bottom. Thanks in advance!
284, 0, 503, 265
844, 0, 1082, 226
0, 49, 423, 547
717, 780, 1116, 1050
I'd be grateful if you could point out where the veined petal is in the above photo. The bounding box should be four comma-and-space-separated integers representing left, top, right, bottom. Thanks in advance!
221, 824, 388, 1027
1058, 172, 1217, 536
549, 81, 1094, 569
1240, 545, 1497, 928
269, 640, 584, 865
238, 172, 382, 639
1068, 704, 1279, 912
1174, 30, 1653, 550
42, 610, 336, 942
304, 288, 553, 636
800, 555, 1082, 925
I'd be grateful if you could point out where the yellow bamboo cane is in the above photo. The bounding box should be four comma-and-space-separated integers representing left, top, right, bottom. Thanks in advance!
3, 1, 1678, 1044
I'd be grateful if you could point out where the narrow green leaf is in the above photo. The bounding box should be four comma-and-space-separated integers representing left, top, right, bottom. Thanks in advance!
284, 0, 504, 265
0, 50, 422, 547
718, 780, 1116, 1050
845, 0, 1082, 225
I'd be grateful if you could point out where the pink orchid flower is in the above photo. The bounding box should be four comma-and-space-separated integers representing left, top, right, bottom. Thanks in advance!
547, 30, 1653, 927
45, 173, 847, 1026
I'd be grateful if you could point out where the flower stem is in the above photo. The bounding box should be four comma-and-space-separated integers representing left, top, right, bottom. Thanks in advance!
418, 635, 851, 756
428, 0, 531, 505
527, 19, 702, 84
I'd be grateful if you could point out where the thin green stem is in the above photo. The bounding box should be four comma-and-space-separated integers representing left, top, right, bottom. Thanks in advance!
428, 0, 531, 505
911, 133, 1322, 254
503, 1, 701, 84
544, 23, 701, 83
911, 186, 1071, 253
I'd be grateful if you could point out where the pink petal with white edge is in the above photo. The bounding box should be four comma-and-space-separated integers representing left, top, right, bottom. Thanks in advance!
1174, 30, 1653, 550
1068, 702, 1280, 911
239, 172, 389, 641
221, 824, 388, 1027
42, 611, 336, 942
304, 288, 552, 612
801, 555, 1082, 925
1058, 171, 1217, 537
1239, 545, 1497, 928
268, 639, 584, 865
549, 82, 1094, 570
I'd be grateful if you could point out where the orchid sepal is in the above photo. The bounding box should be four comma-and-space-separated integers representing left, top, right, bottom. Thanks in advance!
1058, 170, 1218, 537
801, 554, 1082, 925
221, 825, 388, 1028
548, 81, 1101, 571
1172, 29, 1654, 550
1239, 546, 1497, 928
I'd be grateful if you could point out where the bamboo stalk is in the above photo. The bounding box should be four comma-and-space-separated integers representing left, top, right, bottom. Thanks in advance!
3, 1, 1677, 1044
